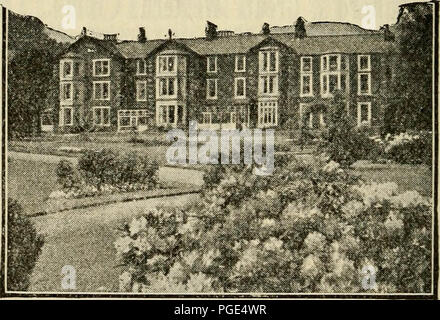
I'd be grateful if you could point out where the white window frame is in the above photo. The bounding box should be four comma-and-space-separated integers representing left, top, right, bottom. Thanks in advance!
206, 78, 218, 99
136, 81, 148, 101
258, 100, 278, 127
357, 102, 372, 126
259, 75, 279, 96
157, 103, 180, 126
59, 107, 73, 126
157, 55, 177, 75
235, 55, 246, 72
358, 55, 371, 72
93, 106, 111, 127
137, 59, 147, 75
93, 59, 110, 77
157, 77, 177, 98
259, 49, 279, 73
234, 77, 246, 99
93, 81, 111, 101
61, 60, 73, 80
117, 109, 150, 131
207, 56, 218, 73
358, 72, 372, 95
61, 82, 73, 102
320, 54, 349, 97
301, 56, 313, 73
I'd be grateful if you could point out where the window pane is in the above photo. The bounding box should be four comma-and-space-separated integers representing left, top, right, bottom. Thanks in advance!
360, 74, 369, 93
360, 56, 369, 70
329, 56, 338, 71
269, 52, 276, 71
329, 75, 338, 93
169, 106, 175, 123
168, 78, 175, 95
341, 74, 347, 91
302, 58, 312, 72
302, 75, 311, 94
236, 79, 244, 96
168, 57, 175, 71
103, 83, 109, 99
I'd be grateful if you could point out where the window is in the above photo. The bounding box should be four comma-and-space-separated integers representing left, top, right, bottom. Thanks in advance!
62, 61, 73, 79
358, 55, 371, 72
136, 81, 147, 101
235, 55, 246, 72
157, 104, 177, 125
357, 55, 371, 95
41, 112, 53, 126
158, 56, 177, 74
258, 101, 278, 127
207, 79, 218, 99
207, 56, 217, 73
320, 54, 349, 97
259, 50, 278, 73
202, 112, 212, 124
301, 57, 313, 96
61, 82, 73, 101
93, 59, 110, 77
137, 59, 147, 75
357, 102, 372, 126
59, 107, 73, 126
93, 81, 110, 100
158, 78, 176, 97
93, 107, 110, 126
118, 110, 150, 131
260, 75, 278, 95
235, 78, 246, 98
358, 73, 371, 95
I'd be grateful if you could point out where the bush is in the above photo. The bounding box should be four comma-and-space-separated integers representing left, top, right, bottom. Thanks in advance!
384, 131, 432, 166
55, 149, 159, 197
318, 94, 382, 167
115, 158, 431, 293
7, 199, 44, 291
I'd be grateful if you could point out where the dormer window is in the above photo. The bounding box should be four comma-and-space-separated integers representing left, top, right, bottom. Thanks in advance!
137, 59, 147, 75
235, 55, 246, 72
207, 56, 217, 73
93, 59, 110, 77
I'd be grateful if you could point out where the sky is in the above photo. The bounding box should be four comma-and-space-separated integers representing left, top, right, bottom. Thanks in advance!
0, 0, 429, 40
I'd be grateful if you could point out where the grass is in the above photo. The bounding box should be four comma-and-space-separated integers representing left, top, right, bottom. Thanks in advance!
7, 158, 59, 214
354, 165, 432, 197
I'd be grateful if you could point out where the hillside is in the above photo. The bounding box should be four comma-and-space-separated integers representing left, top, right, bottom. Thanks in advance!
7, 9, 74, 59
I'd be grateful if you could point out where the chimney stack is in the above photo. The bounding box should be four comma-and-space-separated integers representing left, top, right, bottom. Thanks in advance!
104, 34, 118, 42
381, 24, 395, 41
294, 17, 307, 39
262, 22, 270, 35
138, 27, 147, 43
205, 21, 218, 40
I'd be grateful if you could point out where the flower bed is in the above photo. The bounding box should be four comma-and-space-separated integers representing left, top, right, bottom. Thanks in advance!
55, 149, 159, 199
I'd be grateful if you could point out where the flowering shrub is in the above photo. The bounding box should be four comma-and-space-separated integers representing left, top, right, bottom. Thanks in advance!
55, 149, 158, 198
115, 157, 431, 293
383, 131, 432, 166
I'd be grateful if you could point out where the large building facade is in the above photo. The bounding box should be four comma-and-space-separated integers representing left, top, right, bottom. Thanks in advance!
56, 16, 398, 133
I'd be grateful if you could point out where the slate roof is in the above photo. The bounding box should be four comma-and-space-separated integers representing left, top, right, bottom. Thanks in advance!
67, 21, 395, 59
270, 21, 380, 36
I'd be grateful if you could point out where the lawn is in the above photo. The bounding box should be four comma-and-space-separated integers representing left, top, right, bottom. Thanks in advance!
29, 194, 200, 292
7, 158, 59, 214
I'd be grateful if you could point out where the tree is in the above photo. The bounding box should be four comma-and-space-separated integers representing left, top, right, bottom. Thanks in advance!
8, 49, 58, 138
386, 5, 433, 133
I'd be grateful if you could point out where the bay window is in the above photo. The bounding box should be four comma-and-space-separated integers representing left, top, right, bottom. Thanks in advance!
258, 101, 277, 127
158, 56, 177, 74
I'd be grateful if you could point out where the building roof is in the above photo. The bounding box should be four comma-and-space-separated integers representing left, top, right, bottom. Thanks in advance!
270, 21, 380, 36
66, 20, 395, 59
273, 33, 395, 55
116, 40, 165, 58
